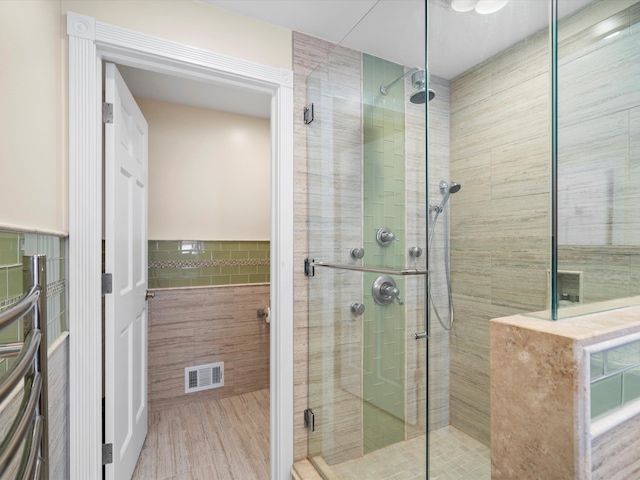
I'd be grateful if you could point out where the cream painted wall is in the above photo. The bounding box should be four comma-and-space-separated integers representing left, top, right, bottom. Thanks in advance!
137, 97, 270, 240
61, 0, 292, 70
0, 0, 290, 234
0, 0, 66, 234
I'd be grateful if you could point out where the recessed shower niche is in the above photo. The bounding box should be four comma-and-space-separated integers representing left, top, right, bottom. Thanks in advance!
558, 270, 583, 307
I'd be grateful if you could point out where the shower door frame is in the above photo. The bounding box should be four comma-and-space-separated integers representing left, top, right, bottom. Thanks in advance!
67, 11, 294, 480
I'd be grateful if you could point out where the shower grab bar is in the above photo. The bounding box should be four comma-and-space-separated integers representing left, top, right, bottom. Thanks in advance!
312, 261, 426, 276
0, 255, 49, 480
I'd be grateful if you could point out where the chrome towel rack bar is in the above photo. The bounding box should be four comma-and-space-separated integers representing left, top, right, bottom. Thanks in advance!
0, 255, 48, 480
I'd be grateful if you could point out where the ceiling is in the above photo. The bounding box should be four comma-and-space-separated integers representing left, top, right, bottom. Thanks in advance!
121, 0, 593, 118
118, 64, 272, 119
202, 0, 593, 78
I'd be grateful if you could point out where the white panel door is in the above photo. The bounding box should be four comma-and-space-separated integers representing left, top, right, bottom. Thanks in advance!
104, 62, 149, 480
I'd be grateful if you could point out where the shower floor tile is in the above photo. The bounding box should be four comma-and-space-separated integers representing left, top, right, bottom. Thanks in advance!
429, 426, 490, 480
314, 425, 489, 480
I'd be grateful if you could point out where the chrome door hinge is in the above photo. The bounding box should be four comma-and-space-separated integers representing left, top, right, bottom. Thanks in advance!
304, 408, 315, 432
304, 258, 314, 277
303, 104, 314, 125
102, 273, 113, 295
102, 102, 114, 124
102, 443, 113, 465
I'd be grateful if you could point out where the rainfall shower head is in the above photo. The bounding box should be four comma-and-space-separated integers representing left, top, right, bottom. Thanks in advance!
439, 180, 461, 207
409, 70, 435, 104
380, 68, 435, 103
410, 88, 436, 104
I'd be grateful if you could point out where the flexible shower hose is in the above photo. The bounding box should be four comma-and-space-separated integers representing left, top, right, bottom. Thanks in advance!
428, 206, 454, 331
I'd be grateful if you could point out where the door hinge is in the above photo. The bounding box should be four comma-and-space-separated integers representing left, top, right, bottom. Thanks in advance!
303, 104, 314, 125
102, 443, 113, 465
102, 102, 114, 124
304, 258, 314, 277
304, 408, 315, 432
102, 273, 113, 295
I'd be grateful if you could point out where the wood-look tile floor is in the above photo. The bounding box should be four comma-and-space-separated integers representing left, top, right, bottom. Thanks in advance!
132, 389, 270, 480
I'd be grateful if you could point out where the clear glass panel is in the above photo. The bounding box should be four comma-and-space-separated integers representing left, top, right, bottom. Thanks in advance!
556, 0, 640, 318
306, 1, 428, 478
427, 0, 555, 477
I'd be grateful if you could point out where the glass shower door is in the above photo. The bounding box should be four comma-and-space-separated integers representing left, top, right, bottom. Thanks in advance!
304, 5, 429, 475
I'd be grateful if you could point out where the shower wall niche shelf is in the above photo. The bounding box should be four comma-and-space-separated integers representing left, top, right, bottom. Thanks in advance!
558, 270, 583, 305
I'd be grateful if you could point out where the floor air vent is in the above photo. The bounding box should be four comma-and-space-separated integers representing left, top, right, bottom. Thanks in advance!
184, 362, 224, 393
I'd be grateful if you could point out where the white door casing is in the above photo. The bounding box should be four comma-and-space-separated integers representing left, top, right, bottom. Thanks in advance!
67, 12, 294, 480
104, 62, 148, 480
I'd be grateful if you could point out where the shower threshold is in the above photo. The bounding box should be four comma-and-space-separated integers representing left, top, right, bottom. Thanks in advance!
309, 425, 489, 480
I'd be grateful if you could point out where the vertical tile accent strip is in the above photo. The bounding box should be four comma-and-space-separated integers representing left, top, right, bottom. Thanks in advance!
362, 54, 406, 454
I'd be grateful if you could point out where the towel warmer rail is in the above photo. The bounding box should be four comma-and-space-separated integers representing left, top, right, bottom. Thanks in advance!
0, 255, 48, 480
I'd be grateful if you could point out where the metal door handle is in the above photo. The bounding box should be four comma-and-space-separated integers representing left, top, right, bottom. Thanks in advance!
145, 290, 155, 301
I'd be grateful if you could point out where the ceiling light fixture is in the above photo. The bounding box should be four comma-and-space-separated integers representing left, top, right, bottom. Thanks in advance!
450, 0, 477, 12
450, 0, 509, 14
475, 0, 509, 14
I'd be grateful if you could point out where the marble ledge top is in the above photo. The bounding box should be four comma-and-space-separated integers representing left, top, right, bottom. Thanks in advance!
491, 296, 640, 346
292, 460, 323, 480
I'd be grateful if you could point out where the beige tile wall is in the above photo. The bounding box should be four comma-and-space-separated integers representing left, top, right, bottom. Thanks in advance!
48, 335, 70, 480
407, 74, 451, 436
592, 412, 640, 479
305, 37, 365, 465
449, 0, 638, 446
557, 0, 640, 305
449, 24, 551, 446
147, 285, 270, 412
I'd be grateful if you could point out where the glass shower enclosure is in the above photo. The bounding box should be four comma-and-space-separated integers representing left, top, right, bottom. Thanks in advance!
303, 0, 639, 478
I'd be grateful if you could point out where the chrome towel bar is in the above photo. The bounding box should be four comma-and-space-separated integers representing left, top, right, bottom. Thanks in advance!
0, 255, 49, 480
312, 261, 427, 276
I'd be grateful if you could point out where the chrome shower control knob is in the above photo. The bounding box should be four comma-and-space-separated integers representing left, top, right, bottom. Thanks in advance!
372, 275, 404, 306
376, 227, 397, 247
350, 247, 365, 260
350, 303, 365, 316
409, 246, 423, 258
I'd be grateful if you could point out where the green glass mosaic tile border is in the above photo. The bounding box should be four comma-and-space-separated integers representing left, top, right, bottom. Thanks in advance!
591, 340, 640, 419
148, 240, 270, 288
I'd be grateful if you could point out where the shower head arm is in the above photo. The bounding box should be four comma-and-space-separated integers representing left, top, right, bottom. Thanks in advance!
380, 67, 421, 95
